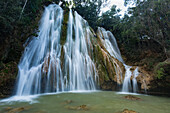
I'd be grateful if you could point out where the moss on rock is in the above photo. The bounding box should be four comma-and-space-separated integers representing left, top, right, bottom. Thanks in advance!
0, 62, 18, 98
60, 9, 69, 45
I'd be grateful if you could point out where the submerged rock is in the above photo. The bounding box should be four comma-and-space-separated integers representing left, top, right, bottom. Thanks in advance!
5, 106, 31, 113
62, 100, 73, 104
4, 107, 13, 111
122, 109, 137, 113
124, 95, 141, 100
115, 109, 137, 113
66, 105, 89, 111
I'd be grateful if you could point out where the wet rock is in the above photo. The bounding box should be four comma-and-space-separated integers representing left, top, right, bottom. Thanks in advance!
136, 67, 153, 90
124, 95, 141, 100
130, 67, 136, 71
94, 44, 125, 89
66, 105, 89, 110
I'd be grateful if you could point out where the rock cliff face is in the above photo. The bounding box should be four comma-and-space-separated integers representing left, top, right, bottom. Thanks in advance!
92, 28, 125, 90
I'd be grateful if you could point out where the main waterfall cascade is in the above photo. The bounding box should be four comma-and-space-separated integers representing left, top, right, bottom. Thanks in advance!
97, 27, 140, 93
16, 4, 140, 96
63, 10, 98, 91
16, 4, 98, 96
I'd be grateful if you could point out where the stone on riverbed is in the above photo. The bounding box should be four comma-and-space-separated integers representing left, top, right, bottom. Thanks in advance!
62, 100, 73, 104
124, 95, 141, 100
66, 104, 89, 110
122, 109, 137, 113
5, 106, 31, 113
116, 109, 137, 113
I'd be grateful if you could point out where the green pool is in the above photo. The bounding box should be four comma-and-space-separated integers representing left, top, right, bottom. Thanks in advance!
0, 91, 170, 113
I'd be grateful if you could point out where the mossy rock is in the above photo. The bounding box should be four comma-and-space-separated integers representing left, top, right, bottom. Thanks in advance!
154, 59, 170, 79
0, 62, 18, 98
60, 9, 69, 45
146, 59, 170, 94
94, 43, 125, 90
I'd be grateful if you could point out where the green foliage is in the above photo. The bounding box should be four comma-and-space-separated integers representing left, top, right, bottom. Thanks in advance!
99, 5, 121, 31
0, 0, 21, 37
155, 61, 170, 79
74, 0, 103, 30
157, 68, 165, 79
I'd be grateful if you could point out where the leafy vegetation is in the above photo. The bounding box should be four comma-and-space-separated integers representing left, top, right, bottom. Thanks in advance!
97, 0, 169, 72
74, 0, 169, 70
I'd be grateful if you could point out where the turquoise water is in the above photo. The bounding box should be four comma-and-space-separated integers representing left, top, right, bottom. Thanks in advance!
0, 91, 170, 113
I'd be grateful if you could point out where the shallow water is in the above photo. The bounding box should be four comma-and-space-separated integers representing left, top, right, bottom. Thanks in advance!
1, 91, 170, 113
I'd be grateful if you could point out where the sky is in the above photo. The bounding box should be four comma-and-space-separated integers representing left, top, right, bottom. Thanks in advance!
101, 0, 133, 17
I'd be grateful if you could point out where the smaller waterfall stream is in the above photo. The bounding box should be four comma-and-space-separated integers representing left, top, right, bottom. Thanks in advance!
122, 66, 139, 93
97, 27, 124, 63
132, 67, 139, 93
122, 65, 132, 92
97, 27, 140, 93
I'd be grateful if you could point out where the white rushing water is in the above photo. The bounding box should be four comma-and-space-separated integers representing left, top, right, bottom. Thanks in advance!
15, 4, 98, 96
97, 27, 124, 63
122, 65, 132, 92
122, 66, 140, 93
15, 3, 140, 96
63, 10, 98, 91
132, 67, 139, 93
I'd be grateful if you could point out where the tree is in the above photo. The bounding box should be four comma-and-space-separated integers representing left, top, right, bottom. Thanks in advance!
98, 5, 121, 30
126, 0, 170, 58
74, 0, 103, 30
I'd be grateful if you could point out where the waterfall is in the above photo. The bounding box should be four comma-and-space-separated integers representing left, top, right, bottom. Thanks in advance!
63, 10, 98, 91
15, 4, 98, 96
97, 27, 123, 84
15, 3, 141, 96
97, 27, 139, 93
